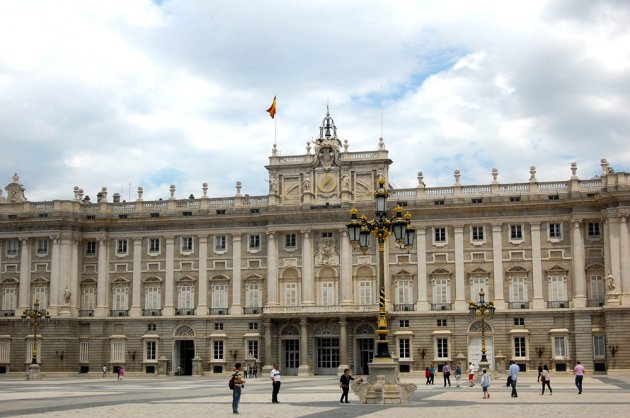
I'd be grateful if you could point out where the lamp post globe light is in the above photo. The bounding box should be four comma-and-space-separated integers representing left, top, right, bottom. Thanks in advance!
346, 175, 416, 359
21, 299, 50, 380
468, 289, 496, 366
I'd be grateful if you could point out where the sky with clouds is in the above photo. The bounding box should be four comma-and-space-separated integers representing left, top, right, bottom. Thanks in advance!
1, 0, 629, 202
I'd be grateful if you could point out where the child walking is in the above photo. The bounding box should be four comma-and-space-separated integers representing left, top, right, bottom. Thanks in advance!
481, 369, 491, 399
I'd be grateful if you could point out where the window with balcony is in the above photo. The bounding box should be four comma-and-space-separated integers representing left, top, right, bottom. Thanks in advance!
469, 277, 487, 303
321, 282, 335, 306
432, 277, 451, 310
211, 284, 227, 314
395, 279, 413, 311
284, 282, 298, 306
81, 287, 95, 314
145, 285, 161, 314
32, 286, 48, 309
2, 287, 16, 313
588, 274, 605, 307
359, 281, 372, 305
113, 286, 129, 311
245, 282, 262, 313
548, 273, 567, 308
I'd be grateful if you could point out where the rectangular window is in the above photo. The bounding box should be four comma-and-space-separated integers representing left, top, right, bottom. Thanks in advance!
245, 283, 262, 308
514, 337, 526, 357
399, 319, 409, 328
146, 341, 157, 361
149, 238, 160, 253
321, 231, 333, 238
513, 317, 525, 326
359, 281, 372, 305
470, 278, 487, 302
116, 239, 128, 255
211, 284, 227, 309
399, 338, 410, 359
434, 227, 446, 243
436, 338, 448, 359
248, 322, 259, 330
145, 286, 161, 310
549, 276, 567, 302
396, 280, 412, 305
472, 226, 484, 241
181, 237, 193, 252
437, 319, 447, 327
33, 286, 48, 309
113, 286, 128, 310
79, 341, 89, 363
111, 340, 125, 363
321, 282, 335, 306
510, 277, 527, 302
248, 234, 261, 251
432, 279, 450, 304
549, 223, 561, 239
81, 288, 95, 310
593, 336, 606, 358
285, 233, 297, 249
2, 288, 16, 311
215, 235, 227, 252
36, 239, 48, 255
213, 340, 224, 360
589, 275, 605, 301
284, 282, 298, 306
178, 285, 194, 309
6, 240, 18, 256
214, 323, 223, 331
554, 336, 567, 358
510, 225, 523, 240
248, 340, 259, 359
147, 323, 157, 332
0, 340, 9, 363
86, 241, 97, 255
588, 222, 600, 237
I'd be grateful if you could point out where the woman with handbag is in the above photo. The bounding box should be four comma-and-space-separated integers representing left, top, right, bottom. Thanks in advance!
541, 365, 552, 395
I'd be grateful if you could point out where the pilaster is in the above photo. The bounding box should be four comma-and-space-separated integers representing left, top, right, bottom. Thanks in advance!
266, 232, 278, 306
231, 234, 242, 315
301, 230, 314, 305
18, 237, 31, 310
197, 236, 208, 315
571, 219, 586, 308
415, 227, 428, 310
163, 237, 175, 316
454, 226, 466, 310
298, 317, 311, 376
491, 224, 505, 310
95, 237, 109, 317
129, 238, 142, 316
340, 229, 353, 305
530, 223, 544, 309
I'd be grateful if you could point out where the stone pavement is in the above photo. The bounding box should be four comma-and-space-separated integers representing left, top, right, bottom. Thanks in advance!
1, 372, 629, 418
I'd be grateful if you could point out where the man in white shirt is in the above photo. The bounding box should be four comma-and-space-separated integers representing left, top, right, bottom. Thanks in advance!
509, 360, 520, 398
271, 363, 281, 403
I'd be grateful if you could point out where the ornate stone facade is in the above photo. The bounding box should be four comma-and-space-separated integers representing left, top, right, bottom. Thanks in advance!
0, 112, 629, 377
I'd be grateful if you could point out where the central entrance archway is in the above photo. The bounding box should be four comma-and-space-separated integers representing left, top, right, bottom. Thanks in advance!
173, 325, 195, 375
314, 323, 340, 375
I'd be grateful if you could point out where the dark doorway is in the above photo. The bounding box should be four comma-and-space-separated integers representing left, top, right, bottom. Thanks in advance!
357, 338, 374, 375
178, 340, 195, 375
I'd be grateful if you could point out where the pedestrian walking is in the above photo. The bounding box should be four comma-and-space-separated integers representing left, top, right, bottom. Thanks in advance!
339, 368, 355, 403
541, 365, 552, 395
429, 365, 435, 385
231, 363, 246, 414
425, 367, 431, 385
455, 365, 462, 387
270, 363, 282, 403
481, 369, 491, 399
443, 363, 451, 387
537, 364, 543, 382
508, 360, 520, 398
253, 365, 257, 378
116, 367, 121, 381
574, 361, 585, 394
119, 366, 124, 381
468, 362, 476, 387
102, 365, 107, 378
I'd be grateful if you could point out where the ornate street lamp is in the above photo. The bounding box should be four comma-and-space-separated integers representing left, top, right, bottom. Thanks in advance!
21, 299, 50, 365
468, 289, 495, 363
346, 175, 415, 358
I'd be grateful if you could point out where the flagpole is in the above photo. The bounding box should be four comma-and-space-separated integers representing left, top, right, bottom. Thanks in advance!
275, 110, 277, 147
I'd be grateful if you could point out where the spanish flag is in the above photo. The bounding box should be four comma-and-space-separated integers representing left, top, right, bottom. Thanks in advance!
266, 96, 277, 119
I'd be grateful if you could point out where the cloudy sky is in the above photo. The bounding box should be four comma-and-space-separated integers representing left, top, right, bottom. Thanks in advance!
1, 0, 629, 202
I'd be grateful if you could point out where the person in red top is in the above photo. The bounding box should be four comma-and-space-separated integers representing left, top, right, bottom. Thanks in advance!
574, 361, 585, 394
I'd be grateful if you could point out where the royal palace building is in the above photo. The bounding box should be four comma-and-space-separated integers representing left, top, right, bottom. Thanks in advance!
1, 111, 629, 377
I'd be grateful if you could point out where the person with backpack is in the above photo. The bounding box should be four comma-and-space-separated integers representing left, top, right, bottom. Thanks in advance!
230, 363, 246, 414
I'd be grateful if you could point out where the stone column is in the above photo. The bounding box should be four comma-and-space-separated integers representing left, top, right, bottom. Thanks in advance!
416, 227, 428, 311
301, 230, 314, 305
298, 317, 310, 376
163, 237, 175, 316
263, 319, 273, 373
619, 213, 630, 304
95, 237, 109, 317
197, 236, 208, 316
530, 223, 545, 309
58, 237, 73, 312
231, 234, 242, 315
69, 239, 79, 316
48, 236, 60, 316
340, 229, 353, 305
571, 219, 587, 308
266, 232, 278, 306
130, 238, 143, 316
491, 224, 505, 310
337, 317, 349, 374
18, 237, 31, 310
454, 226, 466, 310
607, 214, 622, 285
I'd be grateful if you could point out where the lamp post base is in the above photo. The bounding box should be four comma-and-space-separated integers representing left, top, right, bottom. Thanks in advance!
25, 363, 43, 381
351, 357, 417, 404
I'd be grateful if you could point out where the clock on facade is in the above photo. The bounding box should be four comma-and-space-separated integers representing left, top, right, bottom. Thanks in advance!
317, 173, 337, 193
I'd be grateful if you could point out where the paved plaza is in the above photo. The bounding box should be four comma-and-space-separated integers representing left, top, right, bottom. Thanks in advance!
1, 372, 630, 417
